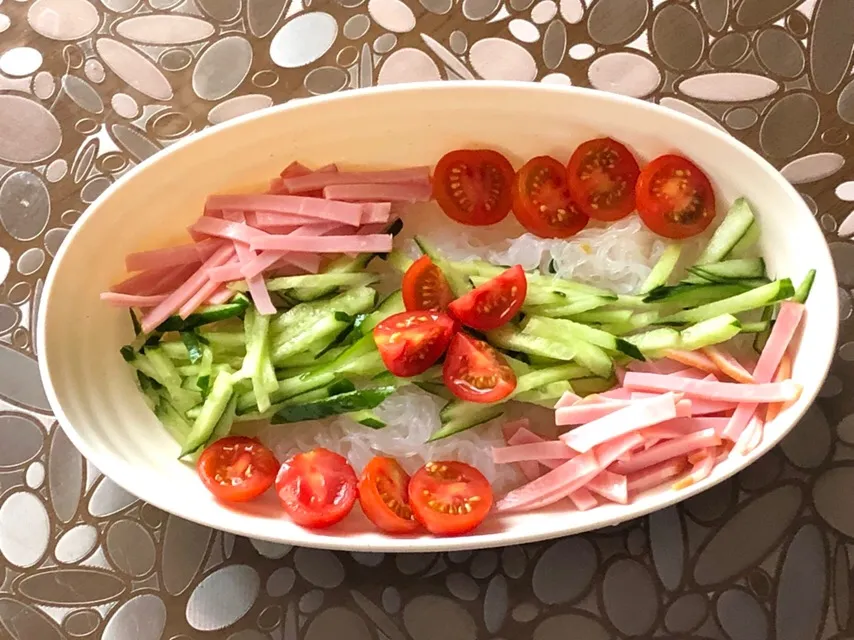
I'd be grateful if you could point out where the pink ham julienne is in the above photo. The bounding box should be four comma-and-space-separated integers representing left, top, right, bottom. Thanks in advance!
102, 162, 430, 334
493, 302, 805, 515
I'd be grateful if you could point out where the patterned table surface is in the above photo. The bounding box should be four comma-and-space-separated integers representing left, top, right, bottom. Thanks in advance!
0, 0, 852, 638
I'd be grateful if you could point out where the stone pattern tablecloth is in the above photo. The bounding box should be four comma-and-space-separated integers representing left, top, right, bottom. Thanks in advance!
0, 0, 852, 638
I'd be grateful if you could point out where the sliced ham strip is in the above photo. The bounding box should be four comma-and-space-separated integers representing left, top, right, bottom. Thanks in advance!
190, 216, 269, 245
505, 422, 544, 481
207, 262, 246, 283
179, 277, 222, 318
110, 263, 198, 296
495, 450, 601, 513
281, 166, 430, 193
239, 223, 339, 278
100, 292, 169, 307
586, 470, 628, 504
492, 441, 575, 464
141, 244, 235, 333
665, 349, 720, 375
600, 387, 632, 400
627, 458, 688, 494
279, 161, 312, 178
125, 243, 203, 272
559, 393, 680, 453
670, 368, 713, 379
622, 372, 801, 403
323, 183, 433, 203
224, 211, 277, 316
721, 302, 805, 441
208, 286, 234, 304
610, 428, 721, 475
249, 233, 393, 254
765, 351, 793, 423
672, 449, 716, 489
641, 417, 730, 439
555, 391, 582, 408
250, 211, 327, 227
205, 194, 363, 226
360, 202, 392, 224
568, 487, 598, 511
702, 346, 755, 383
629, 359, 687, 374
556, 397, 691, 426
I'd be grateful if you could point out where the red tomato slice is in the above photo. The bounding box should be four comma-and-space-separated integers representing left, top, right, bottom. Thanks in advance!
443, 332, 516, 403
373, 311, 456, 378
433, 149, 515, 226
408, 461, 493, 535
275, 448, 358, 529
448, 265, 527, 331
197, 436, 279, 503
402, 255, 455, 311
512, 156, 589, 238
567, 137, 640, 221
358, 456, 420, 534
636, 154, 717, 239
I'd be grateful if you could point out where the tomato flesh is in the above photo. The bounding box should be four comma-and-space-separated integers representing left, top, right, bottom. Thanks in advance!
443, 332, 516, 403
275, 448, 357, 529
636, 154, 716, 239
409, 461, 493, 535
567, 137, 640, 221
433, 149, 515, 226
358, 456, 420, 533
512, 156, 589, 238
402, 255, 455, 311
197, 436, 279, 502
448, 265, 527, 331
373, 311, 456, 377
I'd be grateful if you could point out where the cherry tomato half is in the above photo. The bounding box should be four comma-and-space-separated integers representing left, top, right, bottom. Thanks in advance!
567, 137, 640, 221
358, 456, 420, 534
275, 448, 358, 529
373, 311, 457, 378
433, 149, 515, 226
402, 255, 455, 311
409, 461, 494, 535
197, 436, 279, 503
443, 332, 516, 403
512, 156, 589, 238
448, 265, 527, 331
636, 154, 717, 239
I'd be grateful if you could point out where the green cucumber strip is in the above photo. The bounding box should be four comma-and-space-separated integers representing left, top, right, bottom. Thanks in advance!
661, 279, 794, 324
487, 325, 579, 362
514, 363, 590, 395
144, 347, 183, 390
793, 269, 816, 304
196, 331, 246, 349
740, 320, 770, 333
180, 331, 204, 364
523, 295, 613, 318
625, 328, 681, 357
385, 250, 415, 273
643, 283, 749, 306
679, 314, 742, 351
181, 372, 234, 455
730, 221, 760, 256
156, 295, 248, 333
695, 198, 756, 265
414, 236, 472, 297
523, 316, 645, 361
687, 258, 766, 283
429, 404, 503, 441
265, 273, 378, 292
362, 290, 404, 332
289, 253, 375, 302
196, 346, 213, 396
640, 244, 683, 294
569, 309, 633, 325
515, 380, 573, 407
154, 397, 193, 444
347, 409, 387, 429
271, 386, 396, 424
571, 376, 618, 396
129, 309, 143, 336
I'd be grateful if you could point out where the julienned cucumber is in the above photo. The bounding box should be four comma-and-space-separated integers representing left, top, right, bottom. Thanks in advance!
155, 294, 249, 333
181, 372, 234, 455
660, 279, 794, 324
522, 317, 646, 361
640, 244, 682, 294
414, 236, 472, 297
695, 198, 755, 265
271, 386, 396, 424
686, 258, 766, 283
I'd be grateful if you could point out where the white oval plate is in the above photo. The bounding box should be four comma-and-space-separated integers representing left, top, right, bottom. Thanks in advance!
38, 82, 838, 552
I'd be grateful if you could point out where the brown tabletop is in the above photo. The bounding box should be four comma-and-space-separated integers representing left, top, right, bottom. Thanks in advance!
0, 0, 851, 638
